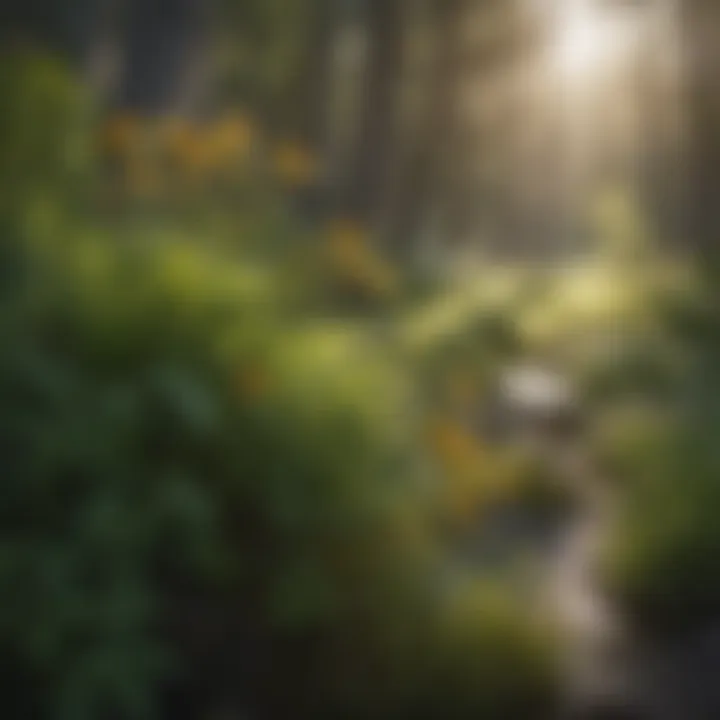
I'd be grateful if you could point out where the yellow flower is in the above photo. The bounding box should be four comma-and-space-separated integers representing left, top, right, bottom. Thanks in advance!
207, 114, 255, 164
98, 113, 141, 159
273, 141, 318, 187
426, 417, 482, 476
427, 419, 485, 525
326, 219, 367, 265
162, 118, 211, 175
324, 219, 392, 293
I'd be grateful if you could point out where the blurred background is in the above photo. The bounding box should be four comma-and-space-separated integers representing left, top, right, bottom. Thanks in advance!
2, 0, 720, 718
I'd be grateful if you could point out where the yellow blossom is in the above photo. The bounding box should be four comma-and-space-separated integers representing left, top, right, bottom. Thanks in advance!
426, 417, 482, 477
98, 113, 141, 159
326, 219, 367, 267
207, 114, 255, 164
162, 118, 212, 175
273, 141, 318, 187
322, 219, 396, 297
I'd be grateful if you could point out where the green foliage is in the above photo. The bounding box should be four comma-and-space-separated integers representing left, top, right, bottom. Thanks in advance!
0, 224, 438, 714
2, 226, 564, 718
595, 272, 720, 634
414, 581, 558, 720
0, 51, 564, 720
604, 431, 720, 634
0, 49, 90, 218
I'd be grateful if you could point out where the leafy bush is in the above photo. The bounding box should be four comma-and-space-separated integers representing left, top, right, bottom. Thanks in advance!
0, 52, 561, 720
0, 228, 439, 717
413, 580, 559, 720
597, 276, 720, 635
604, 426, 720, 635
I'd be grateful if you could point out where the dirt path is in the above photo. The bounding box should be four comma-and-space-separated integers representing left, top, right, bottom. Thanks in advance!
491, 364, 644, 717
542, 441, 640, 717
468, 362, 720, 718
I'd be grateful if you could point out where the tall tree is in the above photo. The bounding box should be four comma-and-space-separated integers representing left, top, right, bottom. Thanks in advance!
388, 0, 467, 258
119, 0, 212, 113
294, 0, 337, 151
682, 0, 720, 261
344, 0, 404, 227
0, 0, 101, 58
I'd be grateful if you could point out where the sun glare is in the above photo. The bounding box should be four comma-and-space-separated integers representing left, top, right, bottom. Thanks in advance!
551, 0, 616, 81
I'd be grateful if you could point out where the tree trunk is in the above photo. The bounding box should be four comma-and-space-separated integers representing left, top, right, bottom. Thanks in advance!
682, 0, 720, 262
0, 0, 102, 58
389, 0, 466, 259
119, 0, 212, 113
296, 0, 336, 152
343, 0, 404, 228
283, 0, 339, 220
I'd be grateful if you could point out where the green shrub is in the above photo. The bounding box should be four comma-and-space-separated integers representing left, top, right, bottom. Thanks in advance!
415, 581, 559, 720
0, 51, 561, 720
0, 228, 440, 717
604, 430, 720, 634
